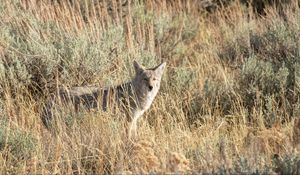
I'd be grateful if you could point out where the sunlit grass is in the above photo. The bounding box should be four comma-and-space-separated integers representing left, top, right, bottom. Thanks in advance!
0, 0, 299, 174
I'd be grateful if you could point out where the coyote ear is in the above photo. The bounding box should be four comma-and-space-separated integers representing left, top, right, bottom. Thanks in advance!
133, 60, 145, 74
154, 62, 166, 75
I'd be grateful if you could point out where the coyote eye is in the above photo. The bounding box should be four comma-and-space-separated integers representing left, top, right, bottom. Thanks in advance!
143, 78, 148, 81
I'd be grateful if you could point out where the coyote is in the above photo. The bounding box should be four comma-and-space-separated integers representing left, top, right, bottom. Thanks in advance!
42, 61, 166, 137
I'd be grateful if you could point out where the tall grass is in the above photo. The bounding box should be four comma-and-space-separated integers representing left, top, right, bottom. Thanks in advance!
0, 0, 300, 174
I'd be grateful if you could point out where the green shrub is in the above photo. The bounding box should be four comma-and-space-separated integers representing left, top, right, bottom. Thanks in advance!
0, 119, 37, 161
201, 13, 300, 126
272, 154, 300, 174
239, 56, 290, 124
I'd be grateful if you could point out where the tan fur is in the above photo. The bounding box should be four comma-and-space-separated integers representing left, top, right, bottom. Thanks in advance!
41, 61, 166, 138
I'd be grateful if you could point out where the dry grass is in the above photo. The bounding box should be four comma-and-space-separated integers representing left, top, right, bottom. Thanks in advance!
0, 0, 300, 174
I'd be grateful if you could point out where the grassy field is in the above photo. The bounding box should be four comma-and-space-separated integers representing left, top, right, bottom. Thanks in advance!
0, 0, 300, 174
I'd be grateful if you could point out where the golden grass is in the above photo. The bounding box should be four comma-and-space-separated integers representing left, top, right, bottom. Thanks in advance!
0, 0, 299, 174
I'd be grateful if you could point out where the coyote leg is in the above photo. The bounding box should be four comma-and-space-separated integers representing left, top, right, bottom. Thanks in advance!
128, 110, 143, 139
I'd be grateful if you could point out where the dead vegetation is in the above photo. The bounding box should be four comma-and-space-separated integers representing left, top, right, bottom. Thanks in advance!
0, 0, 299, 174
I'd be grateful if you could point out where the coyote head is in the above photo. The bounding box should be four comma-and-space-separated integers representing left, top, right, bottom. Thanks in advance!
132, 61, 166, 110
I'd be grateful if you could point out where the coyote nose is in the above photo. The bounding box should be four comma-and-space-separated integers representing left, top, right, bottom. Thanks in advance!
149, 85, 153, 91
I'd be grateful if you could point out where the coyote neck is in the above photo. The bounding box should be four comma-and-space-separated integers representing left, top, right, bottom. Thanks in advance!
132, 79, 159, 112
